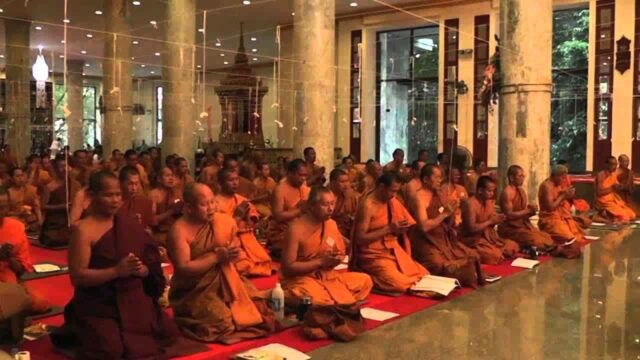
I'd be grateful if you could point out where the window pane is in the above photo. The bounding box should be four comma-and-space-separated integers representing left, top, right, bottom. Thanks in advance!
379, 30, 411, 80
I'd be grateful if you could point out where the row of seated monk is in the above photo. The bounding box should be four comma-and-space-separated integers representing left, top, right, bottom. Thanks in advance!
0, 145, 637, 358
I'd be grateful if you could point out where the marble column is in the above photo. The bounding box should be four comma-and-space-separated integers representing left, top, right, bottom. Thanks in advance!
292, 0, 336, 168
498, 0, 553, 201
5, 19, 31, 165
102, 0, 133, 156
162, 0, 196, 163
66, 60, 84, 151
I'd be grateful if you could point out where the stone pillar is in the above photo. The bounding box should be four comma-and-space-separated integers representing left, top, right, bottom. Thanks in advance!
5, 19, 31, 165
67, 60, 84, 151
102, 0, 133, 156
162, 0, 196, 163
498, 0, 553, 201
292, 0, 336, 168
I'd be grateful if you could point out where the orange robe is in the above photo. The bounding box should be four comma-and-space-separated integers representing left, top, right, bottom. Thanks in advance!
169, 213, 276, 344
617, 167, 635, 206
461, 197, 519, 265
595, 172, 636, 223
408, 189, 484, 288
440, 183, 468, 228
118, 195, 155, 230
215, 193, 272, 277
238, 176, 256, 200
28, 168, 52, 189
538, 179, 586, 245
8, 185, 40, 228
151, 188, 182, 246
267, 179, 310, 251
282, 218, 372, 306
252, 176, 277, 218
560, 176, 591, 228
0, 218, 51, 313
497, 185, 555, 249
352, 196, 427, 293
332, 190, 359, 240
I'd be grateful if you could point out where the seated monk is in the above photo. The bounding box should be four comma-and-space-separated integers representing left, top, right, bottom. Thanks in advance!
340, 156, 361, 190
408, 165, 485, 288
123, 150, 150, 192
25, 154, 52, 190
281, 186, 372, 305
556, 160, 591, 228
266, 159, 310, 253
400, 160, 426, 206
69, 187, 91, 225
594, 156, 636, 223
460, 176, 519, 264
7, 167, 42, 232
70, 150, 92, 187
440, 167, 468, 229
329, 169, 359, 242
0, 190, 51, 314
617, 154, 636, 211
223, 156, 257, 199
497, 165, 556, 252
538, 165, 585, 254
40, 156, 81, 246
383, 148, 410, 181
252, 162, 277, 218
56, 171, 178, 359
351, 172, 428, 294
168, 183, 276, 343
304, 147, 326, 187
199, 149, 224, 192
215, 169, 272, 277
150, 167, 183, 246
173, 157, 195, 196
357, 159, 382, 195
118, 166, 156, 231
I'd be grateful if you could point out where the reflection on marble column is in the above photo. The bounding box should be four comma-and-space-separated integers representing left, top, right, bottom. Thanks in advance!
292, 0, 336, 168
5, 19, 31, 165
498, 0, 553, 201
66, 60, 84, 151
162, 0, 196, 164
102, 0, 132, 156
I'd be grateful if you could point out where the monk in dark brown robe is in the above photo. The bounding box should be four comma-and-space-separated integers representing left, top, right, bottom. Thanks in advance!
168, 183, 276, 344
329, 169, 359, 242
408, 164, 485, 288
118, 165, 156, 231
54, 171, 178, 359
40, 157, 80, 246
460, 176, 519, 264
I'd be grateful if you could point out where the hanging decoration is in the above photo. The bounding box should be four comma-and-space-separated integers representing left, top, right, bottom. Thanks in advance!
32, 45, 49, 109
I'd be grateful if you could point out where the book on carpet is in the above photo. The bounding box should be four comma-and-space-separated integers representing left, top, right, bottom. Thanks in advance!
511, 258, 539, 269
360, 307, 399, 321
485, 274, 502, 283
33, 263, 64, 273
585, 235, 600, 241
235, 343, 309, 360
591, 222, 606, 227
411, 275, 461, 296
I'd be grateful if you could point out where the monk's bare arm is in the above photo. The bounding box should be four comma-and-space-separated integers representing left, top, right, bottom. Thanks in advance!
281, 226, 323, 277
596, 172, 615, 197
167, 222, 218, 277
69, 188, 87, 225
539, 182, 563, 212
68, 224, 120, 287
461, 200, 493, 233
272, 186, 302, 222
152, 191, 175, 223
33, 192, 43, 225
499, 188, 530, 220
411, 192, 448, 234
353, 200, 391, 245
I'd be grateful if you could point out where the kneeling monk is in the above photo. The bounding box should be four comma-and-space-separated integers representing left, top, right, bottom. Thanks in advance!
461, 176, 519, 264
168, 183, 276, 344
408, 165, 485, 288
594, 156, 636, 223
351, 173, 427, 294
281, 186, 372, 306
215, 168, 272, 277
60, 171, 177, 359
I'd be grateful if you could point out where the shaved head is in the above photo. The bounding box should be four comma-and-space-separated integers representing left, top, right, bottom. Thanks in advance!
184, 182, 212, 206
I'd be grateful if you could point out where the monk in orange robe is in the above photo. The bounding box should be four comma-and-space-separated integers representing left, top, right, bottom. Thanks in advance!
340, 156, 362, 190
7, 167, 43, 231
538, 165, 585, 255
383, 148, 410, 181
304, 147, 326, 187
329, 169, 359, 242
408, 165, 485, 288
174, 157, 195, 196
150, 167, 183, 246
58, 171, 178, 358
223, 156, 257, 199
123, 150, 151, 193
498, 165, 556, 252
400, 160, 426, 206
0, 191, 51, 313
215, 169, 272, 277
168, 183, 276, 343
267, 159, 310, 253
282, 186, 372, 305
357, 159, 382, 195
25, 154, 52, 190
252, 162, 277, 218
594, 156, 636, 223
199, 149, 224, 192
352, 172, 428, 294
616, 154, 636, 210
440, 167, 468, 229
118, 166, 156, 231
461, 176, 519, 264
40, 157, 81, 246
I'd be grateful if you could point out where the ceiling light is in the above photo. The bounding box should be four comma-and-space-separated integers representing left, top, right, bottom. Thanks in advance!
350, 2, 358, 7
243, 0, 251, 4
82, 72, 86, 76
95, 10, 103, 15
220, 53, 225, 57
60, 40, 65, 44
0, 55, 4, 58
141, 64, 146, 68
251, 37, 257, 41
80, 50, 87, 54
251, 48, 257, 53
86, 33, 93, 38
150, 71, 155, 74
223, 61, 229, 65
63, 19, 71, 23
35, 26, 43, 31
198, 28, 204, 33
131, 56, 135, 60
252, 57, 258, 61
0, 9, 4, 13
85, 63, 91, 67
215, 42, 221, 47
132, 40, 139, 45
149, 20, 157, 25
197, 65, 202, 68
59, 55, 64, 58
132, 1, 141, 5
155, 52, 161, 56
291, 12, 295, 16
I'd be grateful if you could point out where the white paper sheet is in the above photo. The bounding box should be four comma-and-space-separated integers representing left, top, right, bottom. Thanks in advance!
411, 275, 460, 296
591, 222, 607, 226
235, 343, 310, 360
585, 235, 600, 241
33, 263, 62, 273
334, 263, 348, 270
511, 258, 540, 269
360, 307, 399, 322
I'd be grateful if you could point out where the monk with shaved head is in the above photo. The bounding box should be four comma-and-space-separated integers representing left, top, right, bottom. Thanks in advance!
616, 154, 635, 208
329, 168, 359, 240
150, 167, 183, 246
168, 183, 276, 343
594, 156, 636, 223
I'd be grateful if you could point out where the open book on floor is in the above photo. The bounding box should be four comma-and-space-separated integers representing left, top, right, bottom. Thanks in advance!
511, 258, 540, 269
411, 275, 461, 296
235, 343, 310, 360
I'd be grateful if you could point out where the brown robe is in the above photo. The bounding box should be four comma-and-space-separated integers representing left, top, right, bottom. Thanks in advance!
152, 188, 182, 246
409, 189, 484, 288
54, 213, 178, 359
118, 195, 155, 230
169, 213, 276, 344
40, 179, 79, 246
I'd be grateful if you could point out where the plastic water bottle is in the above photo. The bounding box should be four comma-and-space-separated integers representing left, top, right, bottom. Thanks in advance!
271, 283, 285, 320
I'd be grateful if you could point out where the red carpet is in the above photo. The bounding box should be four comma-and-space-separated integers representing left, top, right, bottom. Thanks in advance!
18, 247, 552, 359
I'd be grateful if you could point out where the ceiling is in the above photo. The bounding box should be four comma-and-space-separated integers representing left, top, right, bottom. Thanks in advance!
0, 0, 432, 78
